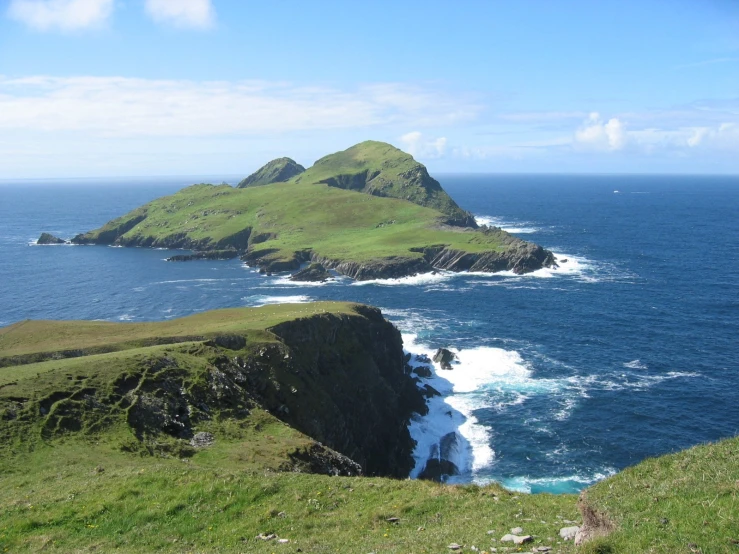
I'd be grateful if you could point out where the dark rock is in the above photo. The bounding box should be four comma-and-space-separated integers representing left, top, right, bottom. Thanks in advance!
433, 348, 456, 369
417, 431, 461, 482
282, 441, 363, 477
419, 458, 460, 482
37, 233, 66, 245
415, 354, 431, 364
167, 249, 239, 262
413, 365, 433, 378
289, 263, 332, 282
420, 384, 441, 398
205, 334, 247, 350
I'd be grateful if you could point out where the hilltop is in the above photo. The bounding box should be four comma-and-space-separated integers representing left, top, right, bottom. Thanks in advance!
65, 141, 556, 279
237, 157, 305, 188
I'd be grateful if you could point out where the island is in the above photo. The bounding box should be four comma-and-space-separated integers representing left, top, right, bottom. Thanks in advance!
62, 141, 557, 280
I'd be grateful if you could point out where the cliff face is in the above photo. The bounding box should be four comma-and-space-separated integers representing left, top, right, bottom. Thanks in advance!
266, 305, 426, 476
0, 305, 423, 478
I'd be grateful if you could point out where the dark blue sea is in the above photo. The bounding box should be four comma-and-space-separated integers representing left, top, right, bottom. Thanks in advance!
1, 174, 738, 494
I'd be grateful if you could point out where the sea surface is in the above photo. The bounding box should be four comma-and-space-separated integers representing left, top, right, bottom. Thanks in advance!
1, 174, 738, 494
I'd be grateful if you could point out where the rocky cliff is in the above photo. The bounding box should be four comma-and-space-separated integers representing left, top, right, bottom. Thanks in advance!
0, 304, 424, 478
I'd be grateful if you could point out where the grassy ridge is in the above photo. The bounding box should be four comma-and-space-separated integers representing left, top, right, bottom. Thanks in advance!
0, 302, 357, 359
75, 181, 509, 264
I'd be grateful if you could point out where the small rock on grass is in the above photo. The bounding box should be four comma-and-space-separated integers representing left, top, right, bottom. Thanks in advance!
510, 527, 523, 534
448, 543, 462, 550
559, 526, 579, 540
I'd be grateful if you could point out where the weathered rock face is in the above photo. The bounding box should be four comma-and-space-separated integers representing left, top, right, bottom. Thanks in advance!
36, 233, 66, 245
0, 306, 424, 479
290, 263, 332, 282
166, 249, 239, 262
433, 348, 456, 370
266, 306, 427, 477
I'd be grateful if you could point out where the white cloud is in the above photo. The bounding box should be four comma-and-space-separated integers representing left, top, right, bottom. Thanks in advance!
574, 112, 627, 151
7, 0, 113, 31
144, 0, 215, 29
399, 131, 447, 159
0, 76, 479, 137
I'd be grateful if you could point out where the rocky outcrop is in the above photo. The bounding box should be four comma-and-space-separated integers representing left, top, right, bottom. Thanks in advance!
416, 240, 556, 275
0, 306, 425, 479
433, 348, 456, 370
237, 157, 305, 188
36, 233, 66, 245
167, 249, 239, 262
417, 431, 461, 482
266, 305, 427, 476
290, 263, 332, 282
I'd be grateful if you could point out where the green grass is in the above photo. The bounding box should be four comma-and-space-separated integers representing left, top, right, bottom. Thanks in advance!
77, 180, 509, 267
0, 302, 358, 359
0, 441, 580, 553
580, 436, 739, 553
292, 140, 470, 222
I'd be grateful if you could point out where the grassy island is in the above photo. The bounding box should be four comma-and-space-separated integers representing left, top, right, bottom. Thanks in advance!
66, 141, 555, 279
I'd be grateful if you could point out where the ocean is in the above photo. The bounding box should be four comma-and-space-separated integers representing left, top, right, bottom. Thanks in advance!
1, 174, 738, 494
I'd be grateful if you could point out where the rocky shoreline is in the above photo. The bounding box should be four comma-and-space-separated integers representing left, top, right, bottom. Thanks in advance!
45, 228, 557, 280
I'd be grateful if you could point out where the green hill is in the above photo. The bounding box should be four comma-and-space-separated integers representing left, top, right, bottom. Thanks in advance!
292, 141, 476, 227
237, 157, 305, 188
67, 142, 555, 279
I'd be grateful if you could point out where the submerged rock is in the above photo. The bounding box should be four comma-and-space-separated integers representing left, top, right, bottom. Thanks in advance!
37, 233, 66, 245
290, 263, 332, 282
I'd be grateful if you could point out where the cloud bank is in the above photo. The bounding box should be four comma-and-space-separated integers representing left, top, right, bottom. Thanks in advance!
144, 0, 215, 29
0, 76, 479, 137
7, 0, 113, 31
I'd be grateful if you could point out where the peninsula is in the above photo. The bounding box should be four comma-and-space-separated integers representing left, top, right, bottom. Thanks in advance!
64, 141, 556, 280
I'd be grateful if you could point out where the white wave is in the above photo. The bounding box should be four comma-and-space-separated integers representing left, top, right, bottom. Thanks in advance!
404, 334, 576, 482
497, 468, 617, 494
118, 314, 135, 321
153, 278, 221, 285
352, 270, 456, 287
244, 294, 312, 307
575, 370, 700, 392
269, 274, 344, 287
475, 215, 540, 234
624, 359, 647, 370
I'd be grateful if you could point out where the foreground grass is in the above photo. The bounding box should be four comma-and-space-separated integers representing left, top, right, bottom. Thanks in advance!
581, 436, 739, 554
0, 442, 580, 553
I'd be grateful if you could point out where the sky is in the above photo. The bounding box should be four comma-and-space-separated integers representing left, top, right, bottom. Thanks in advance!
0, 0, 738, 178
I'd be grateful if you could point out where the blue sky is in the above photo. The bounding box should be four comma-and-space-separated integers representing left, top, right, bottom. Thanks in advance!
0, 0, 738, 178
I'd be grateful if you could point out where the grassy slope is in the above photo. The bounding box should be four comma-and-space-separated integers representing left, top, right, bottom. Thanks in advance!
580, 436, 739, 553
78, 181, 509, 264
1, 312, 738, 551
0, 302, 356, 359
292, 140, 470, 222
